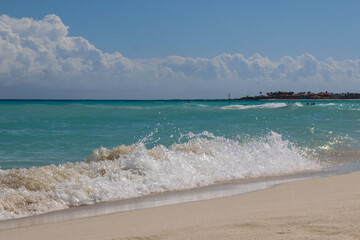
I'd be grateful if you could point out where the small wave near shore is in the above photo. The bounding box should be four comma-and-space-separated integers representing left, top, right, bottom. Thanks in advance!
0, 131, 321, 221
221, 103, 287, 110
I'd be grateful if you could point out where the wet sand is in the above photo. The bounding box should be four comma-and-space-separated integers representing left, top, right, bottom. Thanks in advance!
1, 171, 360, 240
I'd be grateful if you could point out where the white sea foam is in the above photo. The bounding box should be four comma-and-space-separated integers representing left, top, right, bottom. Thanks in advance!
195, 104, 208, 107
316, 103, 336, 107
0, 132, 321, 220
294, 102, 303, 107
221, 103, 287, 110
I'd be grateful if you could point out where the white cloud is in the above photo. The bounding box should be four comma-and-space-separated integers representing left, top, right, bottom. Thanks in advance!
0, 14, 360, 99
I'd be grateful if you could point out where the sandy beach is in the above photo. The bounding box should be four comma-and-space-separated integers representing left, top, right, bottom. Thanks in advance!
1, 171, 359, 240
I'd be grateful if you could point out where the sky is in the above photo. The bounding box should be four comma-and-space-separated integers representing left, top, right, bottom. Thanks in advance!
0, 0, 360, 99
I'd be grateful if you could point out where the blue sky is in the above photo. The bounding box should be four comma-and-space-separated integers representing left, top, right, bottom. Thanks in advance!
0, 0, 360, 99
2, 0, 360, 60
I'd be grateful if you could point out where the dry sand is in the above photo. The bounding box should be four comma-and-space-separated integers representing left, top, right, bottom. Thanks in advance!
1, 171, 360, 240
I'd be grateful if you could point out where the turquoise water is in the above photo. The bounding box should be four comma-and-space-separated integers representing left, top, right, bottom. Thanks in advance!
1, 100, 359, 169
0, 100, 359, 220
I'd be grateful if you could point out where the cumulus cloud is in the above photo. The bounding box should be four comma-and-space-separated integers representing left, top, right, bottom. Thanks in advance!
0, 14, 360, 99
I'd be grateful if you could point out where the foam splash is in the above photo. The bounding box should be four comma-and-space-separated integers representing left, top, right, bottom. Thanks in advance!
221, 103, 287, 110
0, 132, 320, 220
316, 103, 336, 107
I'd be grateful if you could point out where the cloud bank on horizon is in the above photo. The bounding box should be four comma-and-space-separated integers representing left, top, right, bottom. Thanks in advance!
0, 14, 359, 99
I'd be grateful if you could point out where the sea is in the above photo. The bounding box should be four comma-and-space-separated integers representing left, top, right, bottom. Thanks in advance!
0, 100, 360, 221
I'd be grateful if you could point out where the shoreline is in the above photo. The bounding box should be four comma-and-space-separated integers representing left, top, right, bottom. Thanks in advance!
0, 171, 321, 230
1, 170, 359, 239
1, 98, 360, 101
1, 160, 360, 231
261, 98, 360, 101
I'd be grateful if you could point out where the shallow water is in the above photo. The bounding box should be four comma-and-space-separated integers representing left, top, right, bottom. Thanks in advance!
0, 100, 359, 220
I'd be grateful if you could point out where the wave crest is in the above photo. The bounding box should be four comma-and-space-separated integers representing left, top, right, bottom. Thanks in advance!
221, 103, 287, 110
0, 131, 320, 220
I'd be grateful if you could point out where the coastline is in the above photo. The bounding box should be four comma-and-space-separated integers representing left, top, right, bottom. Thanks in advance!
0, 170, 327, 230
1, 170, 360, 239
2, 160, 359, 230
1, 98, 360, 101
261, 98, 360, 101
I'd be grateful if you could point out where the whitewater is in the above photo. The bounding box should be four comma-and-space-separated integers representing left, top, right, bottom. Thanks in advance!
0, 100, 359, 220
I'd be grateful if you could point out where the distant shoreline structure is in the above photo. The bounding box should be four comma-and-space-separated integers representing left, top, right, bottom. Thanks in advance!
1, 92, 360, 101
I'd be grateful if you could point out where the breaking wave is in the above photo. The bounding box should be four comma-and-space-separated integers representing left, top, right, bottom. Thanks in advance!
316, 103, 336, 107
0, 131, 321, 220
221, 102, 287, 110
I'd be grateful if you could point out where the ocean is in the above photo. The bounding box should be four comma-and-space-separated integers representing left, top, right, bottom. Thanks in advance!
0, 100, 359, 220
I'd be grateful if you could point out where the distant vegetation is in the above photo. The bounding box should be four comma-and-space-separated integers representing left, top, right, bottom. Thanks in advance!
236, 91, 360, 100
